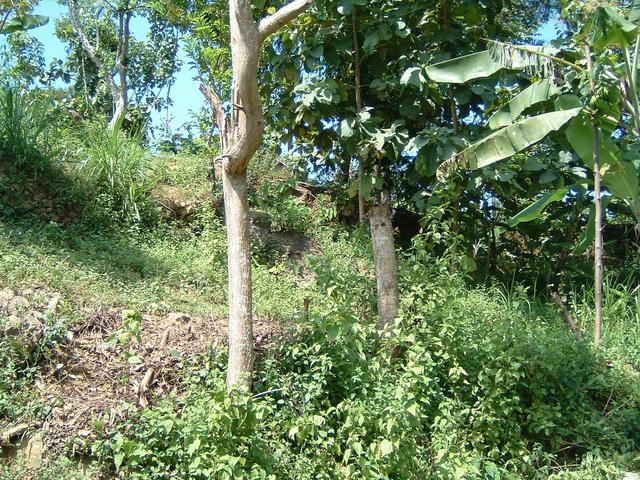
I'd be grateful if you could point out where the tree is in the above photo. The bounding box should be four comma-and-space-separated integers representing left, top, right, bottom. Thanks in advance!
201, 0, 315, 390
257, 0, 555, 332
66, 0, 136, 128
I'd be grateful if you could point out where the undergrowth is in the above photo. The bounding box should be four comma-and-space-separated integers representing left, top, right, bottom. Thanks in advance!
91, 248, 640, 479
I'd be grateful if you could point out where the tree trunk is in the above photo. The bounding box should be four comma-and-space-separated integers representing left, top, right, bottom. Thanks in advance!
214, 0, 314, 389
352, 7, 366, 223
370, 195, 399, 332
586, 44, 604, 346
223, 169, 254, 389
109, 93, 127, 130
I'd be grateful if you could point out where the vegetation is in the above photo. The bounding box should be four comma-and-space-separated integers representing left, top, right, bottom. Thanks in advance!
0, 0, 639, 478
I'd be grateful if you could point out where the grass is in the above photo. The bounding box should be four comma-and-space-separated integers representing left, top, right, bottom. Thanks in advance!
1, 142, 639, 478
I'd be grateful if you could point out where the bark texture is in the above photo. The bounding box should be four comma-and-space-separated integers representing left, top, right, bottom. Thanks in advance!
369, 199, 399, 332
201, 0, 314, 390
223, 170, 254, 388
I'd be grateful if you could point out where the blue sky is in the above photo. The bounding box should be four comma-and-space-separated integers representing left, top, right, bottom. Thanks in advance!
8, 1, 561, 133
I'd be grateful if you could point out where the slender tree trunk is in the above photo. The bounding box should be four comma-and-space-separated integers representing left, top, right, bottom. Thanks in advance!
370, 194, 399, 332
223, 169, 254, 388
204, 0, 314, 389
585, 44, 604, 346
352, 7, 365, 223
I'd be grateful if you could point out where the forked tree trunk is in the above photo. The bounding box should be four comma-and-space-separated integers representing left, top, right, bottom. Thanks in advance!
223, 170, 254, 387
370, 194, 399, 332
68, 0, 131, 129
201, 0, 314, 390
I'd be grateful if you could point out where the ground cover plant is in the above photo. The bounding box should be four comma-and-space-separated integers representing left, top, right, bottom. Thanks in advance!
1, 0, 640, 479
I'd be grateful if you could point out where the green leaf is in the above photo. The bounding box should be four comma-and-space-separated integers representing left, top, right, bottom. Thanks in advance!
187, 438, 201, 455
337, 0, 368, 15
488, 79, 561, 129
439, 108, 582, 175
400, 67, 424, 86
114, 452, 125, 470
361, 174, 373, 200
509, 186, 573, 226
566, 115, 640, 222
426, 51, 503, 84
340, 117, 356, 138
127, 355, 143, 364
426, 46, 557, 84
631, 0, 640, 23
379, 439, 393, 456
574, 198, 613, 255
2, 14, 49, 34
589, 6, 639, 48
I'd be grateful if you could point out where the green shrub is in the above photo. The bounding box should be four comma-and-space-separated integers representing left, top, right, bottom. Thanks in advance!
77, 122, 158, 222
0, 84, 56, 171
93, 242, 640, 479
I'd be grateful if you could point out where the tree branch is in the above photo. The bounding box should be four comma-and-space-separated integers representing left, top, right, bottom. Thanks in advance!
257, 0, 314, 42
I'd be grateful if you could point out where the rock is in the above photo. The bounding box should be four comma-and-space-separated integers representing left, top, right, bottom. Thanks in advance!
3, 314, 23, 336
167, 312, 191, 323
1, 315, 43, 352
46, 294, 62, 313
8, 295, 30, 313
0, 288, 15, 306
25, 432, 45, 469
0, 423, 30, 446
623, 474, 640, 480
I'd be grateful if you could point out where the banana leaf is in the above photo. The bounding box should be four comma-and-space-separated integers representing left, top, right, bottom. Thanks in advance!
509, 184, 586, 226
438, 108, 582, 175
488, 78, 560, 130
426, 45, 559, 84
1, 14, 49, 34
566, 115, 640, 222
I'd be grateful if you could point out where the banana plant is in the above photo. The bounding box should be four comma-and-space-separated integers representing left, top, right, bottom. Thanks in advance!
426, 22, 640, 226
425, 2, 640, 343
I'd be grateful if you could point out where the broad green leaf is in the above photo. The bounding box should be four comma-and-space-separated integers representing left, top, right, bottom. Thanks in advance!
426, 46, 558, 84
361, 174, 373, 200
2, 14, 49, 34
574, 198, 613, 255
439, 108, 582, 175
566, 115, 640, 221
488, 79, 560, 129
401, 67, 424, 86
589, 6, 639, 48
379, 439, 393, 456
509, 184, 589, 227
631, 0, 640, 23
340, 117, 355, 138
337, 0, 368, 15
426, 51, 503, 84
509, 186, 572, 226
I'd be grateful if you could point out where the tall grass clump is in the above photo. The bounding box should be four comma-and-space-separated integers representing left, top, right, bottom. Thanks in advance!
0, 83, 56, 171
78, 122, 157, 222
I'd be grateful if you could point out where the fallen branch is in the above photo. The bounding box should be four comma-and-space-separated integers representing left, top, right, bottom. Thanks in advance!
160, 328, 171, 349
551, 291, 582, 340
1, 423, 31, 447
138, 368, 155, 407
252, 388, 283, 399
